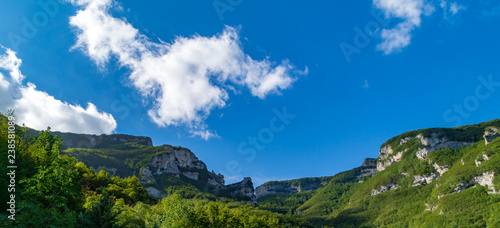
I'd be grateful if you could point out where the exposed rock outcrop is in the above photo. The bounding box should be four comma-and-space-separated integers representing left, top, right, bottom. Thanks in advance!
139, 167, 156, 184
433, 163, 448, 176
475, 153, 490, 167
454, 172, 497, 194
377, 132, 475, 172
484, 127, 499, 145
358, 158, 378, 179
412, 173, 439, 187
371, 183, 398, 196
152, 145, 207, 171
182, 172, 199, 180
415, 133, 473, 160
221, 177, 256, 203
377, 145, 404, 172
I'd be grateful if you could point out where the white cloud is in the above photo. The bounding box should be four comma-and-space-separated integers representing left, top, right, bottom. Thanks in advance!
67, 0, 304, 139
373, 0, 435, 54
440, 0, 466, 19
373, 0, 469, 54
0, 47, 117, 134
449, 2, 465, 15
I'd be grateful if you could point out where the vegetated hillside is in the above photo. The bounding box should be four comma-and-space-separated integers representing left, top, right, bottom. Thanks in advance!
0, 114, 313, 227
256, 176, 334, 215
256, 158, 377, 224
330, 122, 500, 227
257, 119, 500, 227
26, 128, 256, 202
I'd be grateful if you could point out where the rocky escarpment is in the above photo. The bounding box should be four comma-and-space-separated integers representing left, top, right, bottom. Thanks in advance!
256, 158, 377, 199
150, 145, 216, 181
377, 145, 405, 172
484, 127, 499, 145
358, 158, 377, 179
138, 145, 227, 198
138, 144, 258, 202
415, 133, 474, 160
219, 177, 257, 203
372, 125, 500, 196
377, 133, 474, 172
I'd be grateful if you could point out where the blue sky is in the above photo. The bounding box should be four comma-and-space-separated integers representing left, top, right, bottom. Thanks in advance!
1, 0, 500, 186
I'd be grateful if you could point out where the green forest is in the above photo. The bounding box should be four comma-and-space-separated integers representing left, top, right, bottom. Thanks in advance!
1, 112, 500, 227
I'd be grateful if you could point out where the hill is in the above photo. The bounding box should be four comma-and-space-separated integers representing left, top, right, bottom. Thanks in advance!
255, 119, 500, 227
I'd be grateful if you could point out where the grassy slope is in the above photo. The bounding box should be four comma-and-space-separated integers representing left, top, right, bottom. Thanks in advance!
255, 119, 500, 227
330, 121, 500, 227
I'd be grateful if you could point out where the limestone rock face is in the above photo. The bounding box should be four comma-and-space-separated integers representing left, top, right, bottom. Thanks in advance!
358, 158, 378, 179
474, 172, 496, 194
255, 183, 300, 199
475, 153, 490, 167
454, 172, 497, 194
412, 173, 439, 187
371, 183, 398, 196
484, 127, 499, 145
415, 133, 473, 160
377, 133, 475, 172
222, 177, 256, 203
377, 145, 404, 172
139, 167, 156, 184
362, 158, 377, 167
433, 163, 449, 176
182, 172, 199, 180
152, 145, 207, 171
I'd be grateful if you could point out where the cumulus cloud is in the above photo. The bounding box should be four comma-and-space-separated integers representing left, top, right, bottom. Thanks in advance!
67, 0, 304, 139
373, 0, 435, 54
0, 47, 117, 134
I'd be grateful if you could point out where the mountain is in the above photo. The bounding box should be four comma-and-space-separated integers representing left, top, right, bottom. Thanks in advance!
256, 119, 500, 227
22, 118, 500, 227
25, 129, 256, 202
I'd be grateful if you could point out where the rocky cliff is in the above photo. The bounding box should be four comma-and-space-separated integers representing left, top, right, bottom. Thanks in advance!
371, 122, 500, 197
218, 177, 256, 203
377, 132, 475, 172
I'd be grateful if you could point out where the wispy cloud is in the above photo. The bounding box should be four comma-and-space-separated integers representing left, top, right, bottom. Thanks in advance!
0, 47, 117, 134
373, 0, 435, 54
363, 80, 370, 89
67, 0, 305, 139
440, 0, 466, 19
